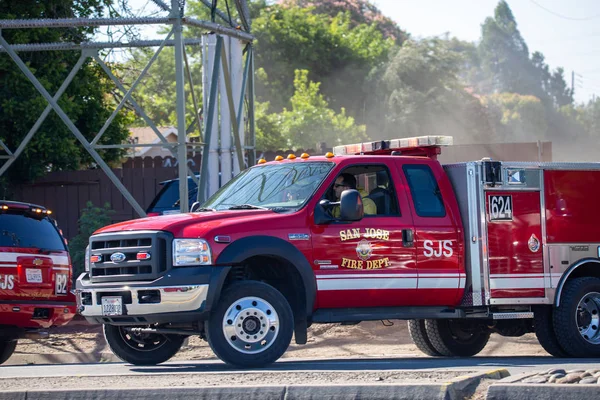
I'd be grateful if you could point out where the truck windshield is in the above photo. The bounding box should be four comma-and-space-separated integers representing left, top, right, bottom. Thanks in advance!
203, 162, 334, 211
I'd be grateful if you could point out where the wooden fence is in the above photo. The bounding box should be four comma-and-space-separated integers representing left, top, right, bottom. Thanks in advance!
10, 142, 551, 240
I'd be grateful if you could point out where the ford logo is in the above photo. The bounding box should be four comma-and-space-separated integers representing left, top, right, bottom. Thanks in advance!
110, 252, 126, 263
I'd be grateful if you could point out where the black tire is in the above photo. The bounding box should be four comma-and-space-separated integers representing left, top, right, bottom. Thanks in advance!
0, 339, 17, 365
206, 280, 293, 368
425, 319, 490, 357
407, 320, 441, 356
532, 305, 567, 357
103, 325, 185, 365
553, 277, 600, 358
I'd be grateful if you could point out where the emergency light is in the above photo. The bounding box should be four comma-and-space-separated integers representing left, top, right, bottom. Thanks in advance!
0, 203, 53, 217
333, 135, 453, 158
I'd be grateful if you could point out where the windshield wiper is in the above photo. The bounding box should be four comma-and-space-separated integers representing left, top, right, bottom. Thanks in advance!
194, 207, 216, 212
227, 204, 270, 211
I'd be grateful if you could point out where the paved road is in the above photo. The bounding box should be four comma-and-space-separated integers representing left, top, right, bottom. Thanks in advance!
1, 355, 599, 379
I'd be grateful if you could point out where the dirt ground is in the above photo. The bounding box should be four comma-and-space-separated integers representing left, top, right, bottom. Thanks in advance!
13, 316, 549, 362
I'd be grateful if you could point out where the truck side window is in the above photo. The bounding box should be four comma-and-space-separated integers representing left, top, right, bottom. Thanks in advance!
403, 164, 446, 217
331, 165, 400, 216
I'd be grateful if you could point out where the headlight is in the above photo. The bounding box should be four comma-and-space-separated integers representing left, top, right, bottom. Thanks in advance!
173, 239, 212, 266
84, 245, 90, 272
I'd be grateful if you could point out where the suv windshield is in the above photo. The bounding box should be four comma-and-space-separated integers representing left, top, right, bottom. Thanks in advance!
0, 214, 65, 251
148, 179, 198, 211
203, 162, 334, 211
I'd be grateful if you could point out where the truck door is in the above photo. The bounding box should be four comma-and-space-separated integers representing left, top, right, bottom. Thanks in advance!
400, 161, 464, 306
311, 163, 417, 309
486, 190, 544, 300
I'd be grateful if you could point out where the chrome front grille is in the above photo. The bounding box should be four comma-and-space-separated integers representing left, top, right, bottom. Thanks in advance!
88, 231, 172, 283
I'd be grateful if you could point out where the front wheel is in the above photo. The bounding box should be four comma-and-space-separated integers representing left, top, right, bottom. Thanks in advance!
103, 325, 185, 365
425, 319, 490, 357
0, 338, 17, 364
206, 281, 294, 368
553, 277, 600, 357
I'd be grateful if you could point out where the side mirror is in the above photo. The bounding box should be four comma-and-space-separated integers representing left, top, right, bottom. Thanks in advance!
339, 189, 364, 221
190, 201, 201, 213
314, 190, 363, 224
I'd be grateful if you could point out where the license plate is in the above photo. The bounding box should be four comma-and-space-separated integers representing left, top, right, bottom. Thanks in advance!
26, 268, 43, 283
102, 296, 123, 316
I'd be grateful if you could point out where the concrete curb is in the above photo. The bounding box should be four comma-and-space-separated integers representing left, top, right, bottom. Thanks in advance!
444, 368, 511, 399
487, 383, 600, 400
7, 352, 119, 365
0, 369, 510, 400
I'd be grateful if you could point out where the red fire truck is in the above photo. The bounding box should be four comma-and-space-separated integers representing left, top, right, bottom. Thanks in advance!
76, 136, 600, 366
0, 201, 77, 364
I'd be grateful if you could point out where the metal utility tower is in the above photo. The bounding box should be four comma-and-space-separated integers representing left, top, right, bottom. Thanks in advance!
0, 0, 255, 216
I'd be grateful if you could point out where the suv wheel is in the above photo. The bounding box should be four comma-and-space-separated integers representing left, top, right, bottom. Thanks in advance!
206, 281, 293, 368
103, 325, 185, 365
0, 339, 17, 364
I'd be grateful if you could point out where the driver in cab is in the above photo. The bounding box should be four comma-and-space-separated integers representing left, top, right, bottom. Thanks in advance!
331, 173, 377, 217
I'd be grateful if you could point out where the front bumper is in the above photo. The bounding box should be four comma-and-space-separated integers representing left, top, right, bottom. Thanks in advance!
76, 265, 230, 325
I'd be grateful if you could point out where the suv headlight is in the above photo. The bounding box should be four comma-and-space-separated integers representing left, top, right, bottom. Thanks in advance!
173, 239, 212, 266
85, 245, 90, 272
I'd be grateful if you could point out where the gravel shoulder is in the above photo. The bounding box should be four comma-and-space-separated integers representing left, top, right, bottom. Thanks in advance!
0, 370, 474, 391
12, 317, 549, 362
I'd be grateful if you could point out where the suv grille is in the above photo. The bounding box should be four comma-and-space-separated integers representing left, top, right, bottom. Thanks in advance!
89, 231, 172, 283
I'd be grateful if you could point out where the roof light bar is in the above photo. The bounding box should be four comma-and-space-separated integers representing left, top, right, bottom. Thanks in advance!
333, 135, 453, 158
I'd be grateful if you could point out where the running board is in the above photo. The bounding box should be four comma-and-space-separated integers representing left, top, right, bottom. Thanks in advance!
311, 307, 464, 323
492, 312, 534, 320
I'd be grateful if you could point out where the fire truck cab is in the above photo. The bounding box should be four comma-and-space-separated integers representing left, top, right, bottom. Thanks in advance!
77, 136, 600, 366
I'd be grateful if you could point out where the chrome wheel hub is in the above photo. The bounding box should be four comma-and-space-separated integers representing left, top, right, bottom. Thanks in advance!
222, 296, 279, 354
576, 292, 600, 344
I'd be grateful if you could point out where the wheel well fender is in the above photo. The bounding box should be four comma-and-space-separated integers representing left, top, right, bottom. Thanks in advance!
554, 258, 600, 307
216, 235, 316, 316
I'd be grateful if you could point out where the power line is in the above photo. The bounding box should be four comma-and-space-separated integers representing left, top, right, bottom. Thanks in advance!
528, 0, 600, 21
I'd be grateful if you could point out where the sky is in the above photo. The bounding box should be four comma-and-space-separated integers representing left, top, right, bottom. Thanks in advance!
122, 0, 600, 104
372, 0, 600, 104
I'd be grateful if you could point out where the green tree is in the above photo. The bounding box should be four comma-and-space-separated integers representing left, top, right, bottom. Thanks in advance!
251, 4, 394, 118
368, 39, 492, 143
477, 1, 573, 108
118, 47, 203, 128
69, 201, 115, 281
481, 93, 548, 142
256, 69, 367, 149
478, 1, 533, 95
530, 52, 573, 108
0, 0, 131, 187
279, 0, 407, 43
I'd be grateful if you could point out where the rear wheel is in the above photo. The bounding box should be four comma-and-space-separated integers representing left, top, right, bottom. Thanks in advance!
0, 338, 17, 364
407, 320, 441, 356
554, 277, 600, 357
206, 281, 293, 368
533, 305, 567, 357
425, 319, 490, 357
103, 325, 185, 365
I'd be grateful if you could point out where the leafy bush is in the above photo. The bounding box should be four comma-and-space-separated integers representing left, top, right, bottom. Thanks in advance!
69, 202, 115, 281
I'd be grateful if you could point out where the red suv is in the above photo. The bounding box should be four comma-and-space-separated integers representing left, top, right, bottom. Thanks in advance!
0, 201, 76, 364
